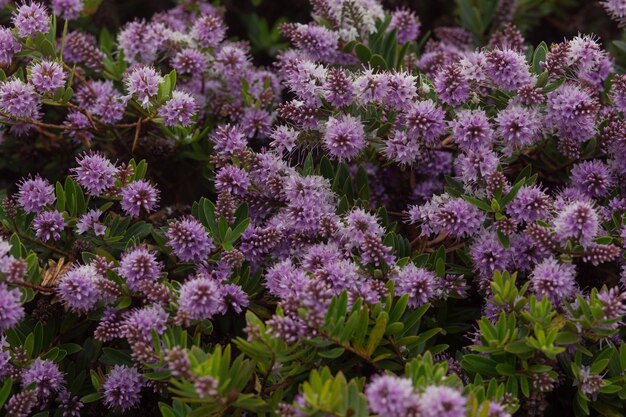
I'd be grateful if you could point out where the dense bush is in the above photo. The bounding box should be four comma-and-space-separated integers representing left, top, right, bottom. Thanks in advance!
0, 0, 625, 416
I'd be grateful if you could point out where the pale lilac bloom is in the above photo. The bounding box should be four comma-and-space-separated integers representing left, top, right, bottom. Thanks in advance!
12, 2, 49, 38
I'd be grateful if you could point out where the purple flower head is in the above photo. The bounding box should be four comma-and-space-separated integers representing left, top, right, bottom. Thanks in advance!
63, 30, 104, 69
455, 148, 499, 183
103, 365, 143, 411
121, 304, 168, 340
390, 8, 421, 43
354, 69, 389, 104
323, 67, 354, 107
365, 374, 419, 417
213, 44, 250, 76
597, 287, 626, 321
0, 28, 21, 66
124, 66, 163, 108
270, 124, 299, 154
0, 283, 24, 330
392, 264, 437, 307
210, 124, 248, 158
166, 217, 213, 263
220, 283, 249, 314
12, 2, 49, 38
434, 63, 471, 106
215, 165, 250, 197
120, 179, 160, 218
17, 175, 55, 213
484, 49, 533, 90
76, 209, 106, 236
33, 210, 65, 241
117, 20, 162, 65
611, 74, 626, 113
495, 104, 542, 155
434, 197, 484, 238
0, 79, 40, 119
553, 201, 600, 247
570, 160, 614, 198
71, 152, 118, 196
602, 0, 626, 26
384, 130, 420, 165
159, 90, 197, 127
21, 358, 64, 399
323, 114, 366, 160
282, 23, 338, 61
192, 13, 226, 49
58, 389, 83, 417
405, 99, 447, 144
239, 107, 273, 138
50, 0, 83, 20
470, 230, 511, 281
171, 48, 208, 75
507, 185, 551, 224
450, 109, 493, 151
384, 71, 418, 110
546, 83, 598, 144
341, 208, 384, 244
530, 258, 577, 304
58, 264, 104, 312
178, 275, 223, 320
118, 246, 162, 291
420, 386, 467, 417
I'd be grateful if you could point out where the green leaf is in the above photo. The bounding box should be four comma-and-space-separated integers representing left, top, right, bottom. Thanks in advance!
355, 43, 372, 63
532, 42, 548, 74
80, 393, 103, 403
0, 378, 12, 409
318, 347, 345, 359
366, 312, 388, 356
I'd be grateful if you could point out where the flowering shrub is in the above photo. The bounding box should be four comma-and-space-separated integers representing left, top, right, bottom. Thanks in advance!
0, 0, 625, 416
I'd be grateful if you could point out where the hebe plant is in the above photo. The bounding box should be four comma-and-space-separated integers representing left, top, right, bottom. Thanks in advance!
0, 0, 625, 416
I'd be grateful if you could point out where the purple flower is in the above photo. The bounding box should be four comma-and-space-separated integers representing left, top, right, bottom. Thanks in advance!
17, 175, 55, 213
341, 208, 384, 244
63, 31, 104, 70
124, 66, 163, 108
570, 160, 614, 198
118, 246, 162, 290
405, 99, 447, 144
159, 90, 197, 127
239, 107, 273, 138
21, 359, 64, 399
0, 283, 24, 330
282, 23, 338, 61
546, 83, 598, 144
392, 264, 437, 307
191, 13, 226, 48
433, 197, 484, 238
117, 20, 161, 65
390, 8, 421, 43
354, 70, 389, 104
120, 180, 160, 218
178, 275, 223, 320
612, 74, 626, 113
365, 374, 419, 417
50, 0, 83, 20
602, 0, 626, 26
213, 45, 249, 76
553, 201, 599, 247
171, 48, 208, 74
220, 283, 249, 314
384, 130, 420, 165
28, 61, 65, 94
58, 389, 83, 417
484, 49, 533, 90
469, 231, 511, 281
0, 28, 21, 66
270, 124, 299, 154
434, 64, 471, 106
166, 217, 214, 263
495, 104, 542, 154
103, 365, 143, 411
215, 165, 250, 197
33, 210, 65, 241
323, 114, 366, 160
58, 264, 104, 312
530, 258, 577, 304
0, 79, 40, 119
506, 185, 551, 224
384, 71, 418, 110
323, 67, 354, 107
455, 148, 499, 183
450, 109, 493, 151
76, 209, 106, 236
71, 152, 118, 196
420, 386, 467, 417
121, 304, 168, 340
210, 124, 248, 158
12, 2, 49, 38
